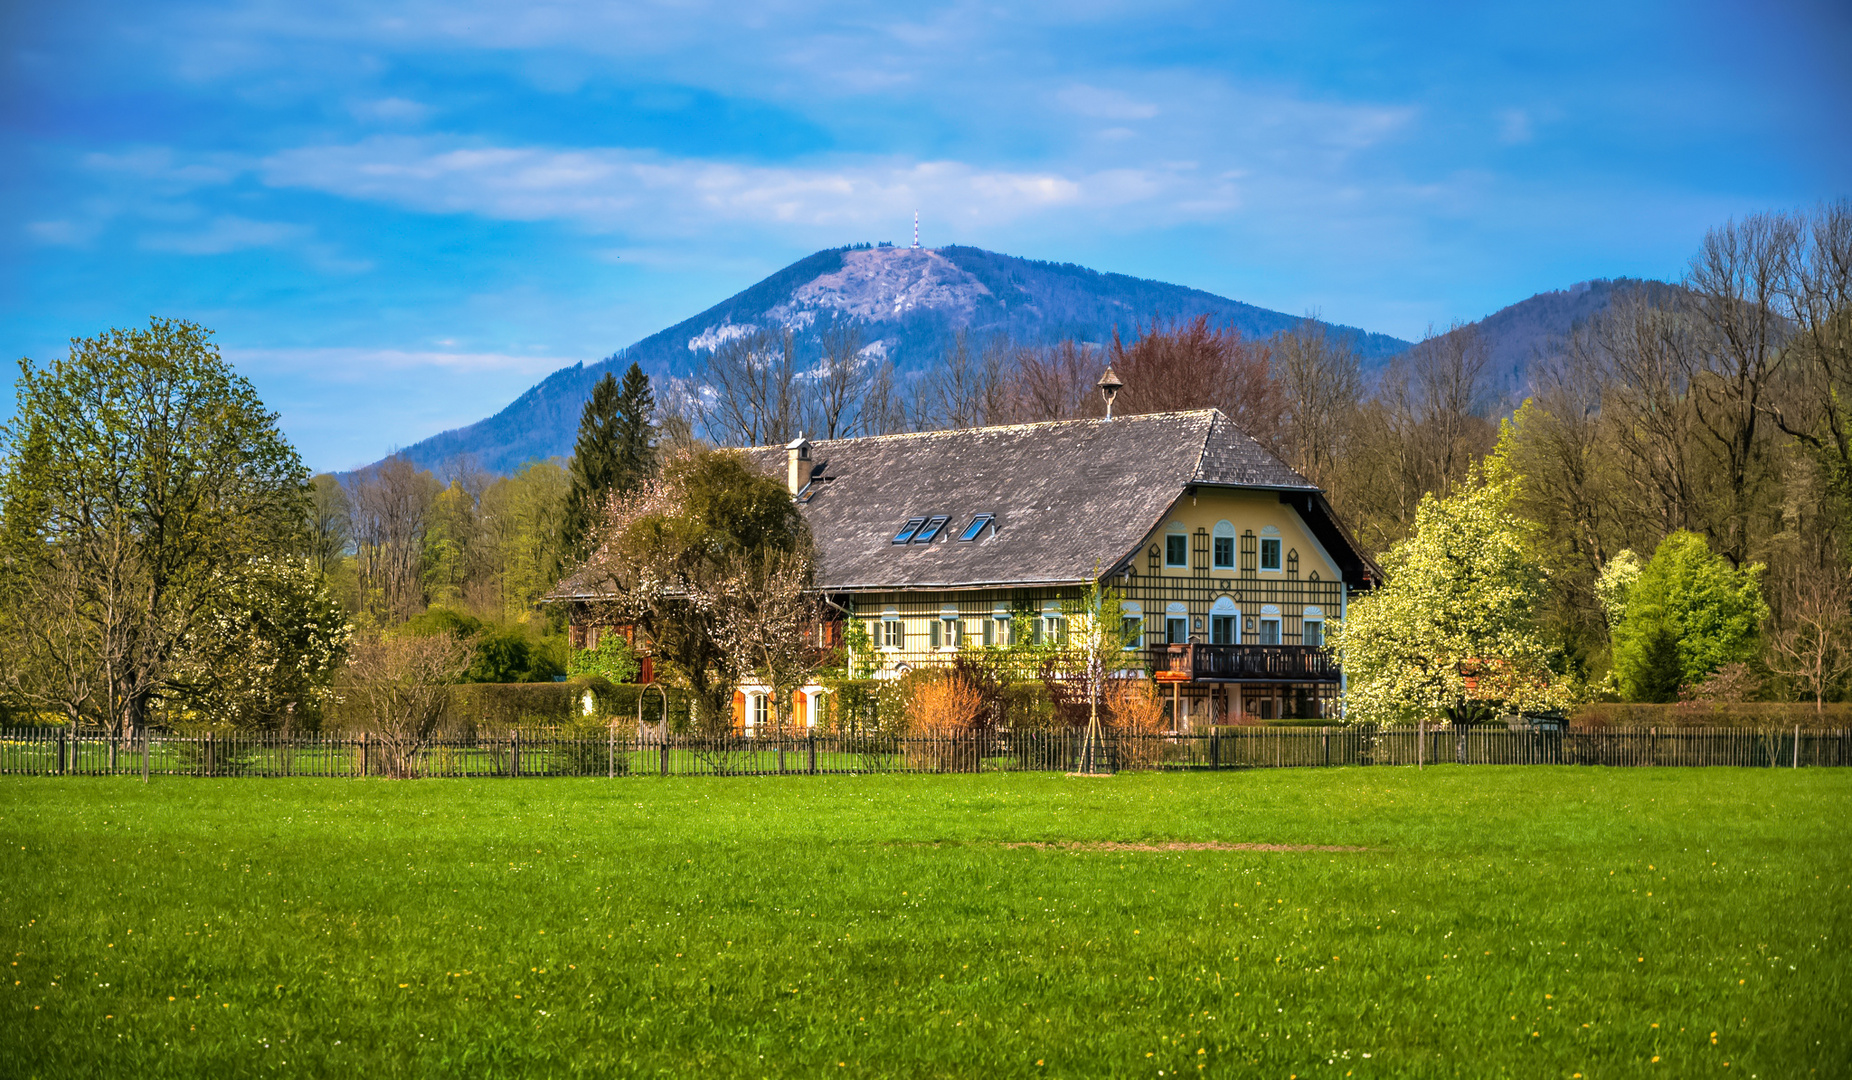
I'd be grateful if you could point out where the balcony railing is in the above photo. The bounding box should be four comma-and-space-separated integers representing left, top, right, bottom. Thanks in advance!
1155, 643, 1341, 682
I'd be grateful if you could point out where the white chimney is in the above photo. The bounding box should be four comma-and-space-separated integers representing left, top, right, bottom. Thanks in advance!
786, 434, 812, 495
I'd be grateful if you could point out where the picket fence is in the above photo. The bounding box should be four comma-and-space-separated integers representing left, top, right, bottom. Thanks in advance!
1, 725, 1847, 778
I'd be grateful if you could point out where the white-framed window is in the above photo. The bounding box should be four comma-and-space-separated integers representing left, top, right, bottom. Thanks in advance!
1165, 601, 1188, 645
987, 607, 1011, 647
746, 692, 769, 735
930, 606, 961, 650
1039, 603, 1066, 646
1302, 606, 1325, 648
1165, 526, 1189, 568
880, 606, 904, 650
1258, 603, 1282, 645
1259, 526, 1282, 572
1212, 520, 1236, 570
1120, 601, 1144, 650
1210, 595, 1239, 645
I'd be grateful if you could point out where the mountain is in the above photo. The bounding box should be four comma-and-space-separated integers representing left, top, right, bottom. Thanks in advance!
1453, 277, 1669, 393
390, 245, 1413, 474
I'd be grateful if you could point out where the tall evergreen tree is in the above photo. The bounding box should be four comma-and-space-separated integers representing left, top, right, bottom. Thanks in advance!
614, 362, 657, 490
561, 364, 656, 561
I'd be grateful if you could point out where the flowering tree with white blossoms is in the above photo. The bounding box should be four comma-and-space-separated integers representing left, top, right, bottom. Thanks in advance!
1336, 440, 1573, 727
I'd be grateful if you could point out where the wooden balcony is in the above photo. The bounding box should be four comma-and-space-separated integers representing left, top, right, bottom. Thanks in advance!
1154, 643, 1341, 683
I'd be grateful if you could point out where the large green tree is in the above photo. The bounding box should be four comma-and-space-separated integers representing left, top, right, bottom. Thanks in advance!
1336, 440, 1572, 727
583, 449, 810, 734
561, 363, 656, 561
0, 319, 320, 735
1610, 530, 1768, 701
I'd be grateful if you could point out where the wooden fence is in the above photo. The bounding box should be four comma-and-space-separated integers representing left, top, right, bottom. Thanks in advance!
2, 725, 1847, 778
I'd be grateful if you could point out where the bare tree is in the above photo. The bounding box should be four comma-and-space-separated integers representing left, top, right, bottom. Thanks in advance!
308, 473, 351, 577
345, 455, 438, 624
708, 548, 827, 735
806, 318, 870, 440
1679, 212, 1800, 564
703, 328, 800, 446
339, 632, 473, 777
1765, 564, 1852, 713
1107, 315, 1284, 446
1004, 339, 1096, 422
917, 329, 1004, 429
1274, 317, 1363, 492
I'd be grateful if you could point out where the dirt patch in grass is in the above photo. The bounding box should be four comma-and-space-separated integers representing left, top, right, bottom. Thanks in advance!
1000, 841, 1372, 853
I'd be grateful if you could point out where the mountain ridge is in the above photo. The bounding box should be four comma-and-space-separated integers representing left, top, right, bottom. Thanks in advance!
389, 245, 1412, 473
383, 247, 1656, 475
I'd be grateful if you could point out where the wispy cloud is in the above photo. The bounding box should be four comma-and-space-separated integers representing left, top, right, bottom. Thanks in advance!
227, 345, 577, 379
141, 215, 308, 254
256, 137, 1209, 234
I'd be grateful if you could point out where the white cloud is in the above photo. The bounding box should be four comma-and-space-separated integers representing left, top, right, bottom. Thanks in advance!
25, 219, 100, 246
226, 346, 575, 379
350, 97, 432, 124
257, 137, 1190, 235
1058, 84, 1160, 120
1499, 109, 1534, 145
141, 215, 308, 254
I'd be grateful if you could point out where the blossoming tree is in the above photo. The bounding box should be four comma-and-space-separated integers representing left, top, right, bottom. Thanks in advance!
1336, 442, 1572, 728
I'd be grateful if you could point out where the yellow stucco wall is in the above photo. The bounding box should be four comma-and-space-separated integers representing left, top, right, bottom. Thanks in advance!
1140, 487, 1339, 582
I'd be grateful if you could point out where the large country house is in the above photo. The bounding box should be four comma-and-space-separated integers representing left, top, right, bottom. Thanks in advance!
557, 408, 1378, 732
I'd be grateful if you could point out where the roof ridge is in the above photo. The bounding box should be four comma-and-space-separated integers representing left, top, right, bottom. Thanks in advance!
737, 409, 1222, 451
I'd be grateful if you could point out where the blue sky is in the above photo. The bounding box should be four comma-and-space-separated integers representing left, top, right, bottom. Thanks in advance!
5, 0, 1848, 471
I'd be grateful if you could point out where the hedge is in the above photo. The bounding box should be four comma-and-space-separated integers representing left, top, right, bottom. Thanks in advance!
1570, 701, 1852, 731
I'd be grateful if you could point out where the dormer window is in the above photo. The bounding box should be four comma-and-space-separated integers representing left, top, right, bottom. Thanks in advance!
914, 515, 949, 544
891, 517, 926, 544
958, 514, 994, 541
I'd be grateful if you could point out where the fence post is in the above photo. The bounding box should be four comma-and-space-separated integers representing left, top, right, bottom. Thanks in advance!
511, 731, 520, 778
661, 738, 670, 776
1417, 718, 1424, 771
1323, 726, 1330, 768
809, 733, 817, 775
1210, 726, 1220, 770
360, 732, 369, 778
142, 729, 150, 784
1794, 723, 1801, 769
56, 730, 66, 776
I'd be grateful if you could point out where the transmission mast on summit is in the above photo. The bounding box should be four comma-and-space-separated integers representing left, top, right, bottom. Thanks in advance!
912, 211, 920, 249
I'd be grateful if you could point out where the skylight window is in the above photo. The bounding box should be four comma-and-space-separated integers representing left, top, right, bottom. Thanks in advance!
891, 517, 927, 544
913, 515, 949, 543
959, 514, 994, 541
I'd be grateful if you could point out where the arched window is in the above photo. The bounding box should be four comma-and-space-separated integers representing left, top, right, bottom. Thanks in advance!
1165, 601, 1188, 645
1210, 595, 1240, 645
1119, 601, 1144, 650
1302, 606, 1325, 648
1258, 603, 1282, 645
1212, 520, 1236, 570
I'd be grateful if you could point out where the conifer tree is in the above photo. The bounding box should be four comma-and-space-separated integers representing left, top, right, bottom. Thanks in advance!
561, 364, 656, 561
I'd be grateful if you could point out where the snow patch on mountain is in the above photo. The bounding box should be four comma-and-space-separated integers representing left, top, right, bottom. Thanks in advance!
686, 321, 758, 352
771, 247, 991, 325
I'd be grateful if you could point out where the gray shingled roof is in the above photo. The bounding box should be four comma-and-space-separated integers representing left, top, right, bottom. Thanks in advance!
736, 409, 1323, 592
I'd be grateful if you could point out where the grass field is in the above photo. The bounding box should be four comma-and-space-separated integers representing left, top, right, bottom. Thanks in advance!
2, 768, 1848, 1078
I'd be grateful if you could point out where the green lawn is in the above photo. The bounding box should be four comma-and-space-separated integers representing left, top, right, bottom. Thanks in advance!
2, 769, 1847, 1078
